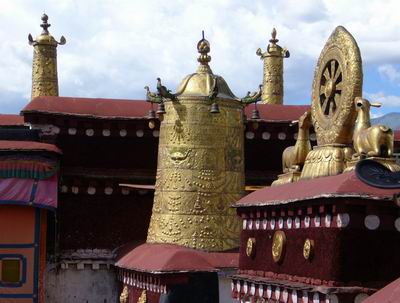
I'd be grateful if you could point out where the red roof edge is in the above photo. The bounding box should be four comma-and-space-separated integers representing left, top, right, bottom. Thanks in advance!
0, 114, 25, 126
0, 140, 62, 154
363, 276, 400, 303
115, 243, 238, 274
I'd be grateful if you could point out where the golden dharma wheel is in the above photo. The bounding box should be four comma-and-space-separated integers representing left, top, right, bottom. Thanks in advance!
311, 26, 363, 145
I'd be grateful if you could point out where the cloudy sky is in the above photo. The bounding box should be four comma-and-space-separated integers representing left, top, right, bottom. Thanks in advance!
0, 0, 399, 116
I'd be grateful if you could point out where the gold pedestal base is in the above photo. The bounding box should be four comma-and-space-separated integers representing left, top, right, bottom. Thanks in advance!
271, 171, 301, 186
300, 144, 353, 180
345, 157, 400, 172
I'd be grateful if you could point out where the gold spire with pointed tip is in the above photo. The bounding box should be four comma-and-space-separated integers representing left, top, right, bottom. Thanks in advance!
256, 27, 289, 104
28, 14, 66, 99
196, 31, 212, 73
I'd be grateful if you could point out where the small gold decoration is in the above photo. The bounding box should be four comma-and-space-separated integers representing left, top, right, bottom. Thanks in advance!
137, 290, 147, 303
119, 286, 128, 303
246, 237, 256, 257
303, 239, 314, 260
272, 231, 286, 263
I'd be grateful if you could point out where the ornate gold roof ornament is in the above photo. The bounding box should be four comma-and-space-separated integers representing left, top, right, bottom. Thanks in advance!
272, 26, 399, 183
145, 32, 245, 251
256, 28, 290, 104
345, 97, 399, 172
28, 14, 66, 99
300, 26, 362, 180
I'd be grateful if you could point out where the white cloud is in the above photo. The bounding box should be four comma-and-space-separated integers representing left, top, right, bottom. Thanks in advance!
378, 64, 400, 84
365, 91, 400, 107
0, 0, 400, 113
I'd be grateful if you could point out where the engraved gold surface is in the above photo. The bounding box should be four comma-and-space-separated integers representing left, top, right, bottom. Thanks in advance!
246, 238, 256, 258
300, 144, 353, 180
311, 26, 362, 146
137, 290, 147, 303
146, 34, 244, 251
353, 97, 394, 159
256, 28, 289, 105
303, 238, 314, 260
282, 111, 312, 173
271, 171, 301, 186
29, 14, 65, 99
119, 286, 128, 303
272, 231, 286, 263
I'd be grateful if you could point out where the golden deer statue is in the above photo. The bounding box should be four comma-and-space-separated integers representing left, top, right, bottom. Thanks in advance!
282, 111, 312, 173
353, 97, 393, 158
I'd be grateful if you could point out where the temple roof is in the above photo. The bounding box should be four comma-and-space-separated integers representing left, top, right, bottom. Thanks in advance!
22, 96, 150, 120
115, 243, 238, 273
234, 171, 400, 208
21, 96, 311, 122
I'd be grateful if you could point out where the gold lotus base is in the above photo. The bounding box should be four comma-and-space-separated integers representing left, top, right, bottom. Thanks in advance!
271, 171, 301, 186
345, 157, 400, 173
300, 144, 353, 180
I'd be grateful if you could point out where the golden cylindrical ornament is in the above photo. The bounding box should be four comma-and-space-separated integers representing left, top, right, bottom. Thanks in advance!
29, 14, 65, 99
147, 97, 244, 251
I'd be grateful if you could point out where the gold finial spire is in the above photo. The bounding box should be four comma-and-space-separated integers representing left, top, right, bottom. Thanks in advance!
28, 14, 66, 99
40, 13, 51, 35
196, 31, 212, 73
256, 27, 289, 104
270, 27, 278, 44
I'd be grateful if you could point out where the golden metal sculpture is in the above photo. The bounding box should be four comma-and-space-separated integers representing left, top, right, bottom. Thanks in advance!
120, 286, 129, 303
29, 14, 65, 99
137, 290, 147, 303
256, 28, 289, 104
311, 26, 362, 145
272, 231, 286, 263
146, 32, 244, 251
303, 239, 314, 260
246, 238, 256, 258
301, 26, 362, 180
282, 111, 312, 173
353, 97, 393, 158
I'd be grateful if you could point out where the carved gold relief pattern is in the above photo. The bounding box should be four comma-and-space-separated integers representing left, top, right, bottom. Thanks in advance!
256, 28, 289, 105
32, 45, 59, 98
311, 26, 362, 146
29, 14, 65, 99
246, 238, 256, 258
119, 286, 129, 303
300, 144, 353, 180
147, 99, 244, 251
272, 231, 286, 263
137, 290, 147, 303
303, 238, 314, 260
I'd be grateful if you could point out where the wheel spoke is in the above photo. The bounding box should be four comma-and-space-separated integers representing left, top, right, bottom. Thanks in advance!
331, 60, 336, 78
323, 68, 330, 81
320, 85, 325, 94
334, 67, 342, 82
322, 98, 330, 114
336, 82, 343, 90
